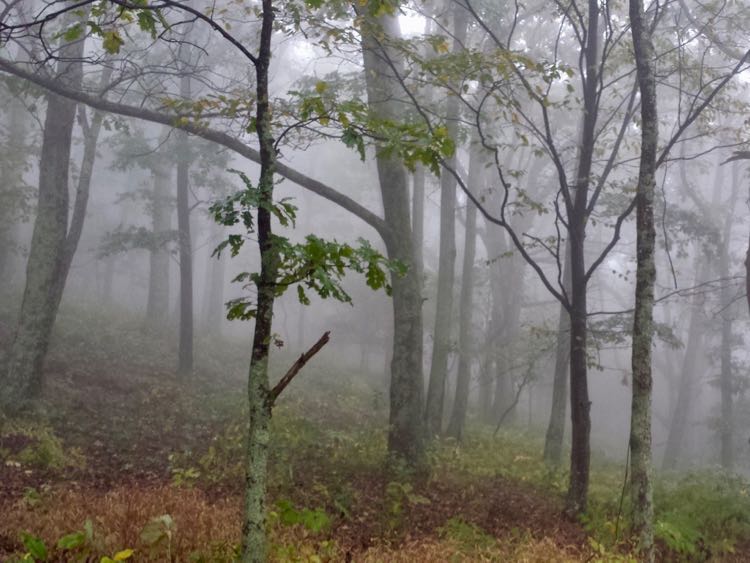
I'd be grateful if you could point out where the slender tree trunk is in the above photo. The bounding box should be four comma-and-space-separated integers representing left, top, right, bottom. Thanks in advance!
478, 355, 494, 422
446, 191, 478, 440
359, 9, 425, 461
661, 262, 708, 470
1, 24, 84, 412
201, 220, 226, 333
718, 163, 739, 469
628, 0, 657, 555
176, 72, 193, 377
564, 0, 600, 515
241, 1, 276, 560
52, 89, 109, 309
425, 2, 468, 437
147, 159, 171, 322
412, 166, 425, 287
719, 245, 733, 470
544, 243, 571, 465
0, 95, 28, 287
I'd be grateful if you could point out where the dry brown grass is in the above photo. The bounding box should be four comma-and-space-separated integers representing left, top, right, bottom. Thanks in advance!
353, 536, 587, 562
0, 485, 240, 560
0, 483, 593, 562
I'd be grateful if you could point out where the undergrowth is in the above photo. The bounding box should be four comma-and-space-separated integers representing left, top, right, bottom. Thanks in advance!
2, 300, 750, 561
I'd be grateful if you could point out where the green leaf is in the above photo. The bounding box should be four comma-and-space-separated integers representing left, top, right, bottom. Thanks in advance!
140, 515, 174, 547
57, 531, 85, 550
21, 532, 47, 561
62, 23, 84, 42
102, 30, 125, 54
113, 549, 134, 560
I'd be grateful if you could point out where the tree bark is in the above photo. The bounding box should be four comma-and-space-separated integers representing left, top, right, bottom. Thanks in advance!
1, 22, 85, 412
412, 166, 425, 287
564, 0, 600, 515
425, 1, 468, 437
628, 0, 658, 556
446, 180, 478, 440
718, 163, 739, 469
241, 1, 276, 560
0, 93, 28, 287
544, 242, 571, 466
201, 220, 226, 333
719, 240, 733, 470
661, 260, 708, 470
147, 157, 171, 322
359, 8, 425, 461
176, 70, 193, 377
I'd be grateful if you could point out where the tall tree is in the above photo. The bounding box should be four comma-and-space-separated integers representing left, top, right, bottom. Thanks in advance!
176, 67, 194, 377
543, 243, 571, 465
425, 0, 468, 437
358, 6, 426, 460
146, 152, 172, 323
446, 140, 482, 440
628, 0, 658, 556
1, 16, 86, 411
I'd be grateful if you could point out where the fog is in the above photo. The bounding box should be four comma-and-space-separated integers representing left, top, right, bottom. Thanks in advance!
1, 0, 750, 560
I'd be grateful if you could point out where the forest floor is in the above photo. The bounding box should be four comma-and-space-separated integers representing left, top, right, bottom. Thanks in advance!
1, 303, 750, 562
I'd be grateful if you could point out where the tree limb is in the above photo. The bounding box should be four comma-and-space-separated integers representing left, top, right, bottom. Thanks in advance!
0, 57, 394, 247
269, 331, 330, 405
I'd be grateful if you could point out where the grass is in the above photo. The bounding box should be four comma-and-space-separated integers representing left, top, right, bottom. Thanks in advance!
1, 300, 750, 561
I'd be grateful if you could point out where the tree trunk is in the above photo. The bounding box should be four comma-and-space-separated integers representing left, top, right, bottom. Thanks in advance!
359, 9, 425, 461
719, 242, 733, 470
241, 1, 276, 560
201, 220, 226, 334
661, 260, 708, 470
478, 357, 493, 422
628, 0, 658, 555
718, 163, 739, 469
543, 242, 571, 466
147, 159, 171, 322
0, 94, 28, 287
412, 166, 425, 287
425, 2, 468, 437
564, 0, 600, 515
176, 72, 194, 377
1, 25, 84, 412
52, 94, 109, 309
446, 188, 478, 440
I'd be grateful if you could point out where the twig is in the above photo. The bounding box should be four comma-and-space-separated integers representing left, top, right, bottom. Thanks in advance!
269, 331, 330, 405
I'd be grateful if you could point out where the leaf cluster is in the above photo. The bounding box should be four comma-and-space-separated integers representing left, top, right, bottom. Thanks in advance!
210, 170, 404, 321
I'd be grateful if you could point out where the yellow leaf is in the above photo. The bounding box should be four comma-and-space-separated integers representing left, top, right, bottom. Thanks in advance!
314, 81, 328, 94
114, 549, 134, 561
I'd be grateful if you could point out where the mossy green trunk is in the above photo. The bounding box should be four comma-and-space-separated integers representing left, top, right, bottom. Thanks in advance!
240, 0, 276, 559
1, 26, 84, 412
629, 0, 657, 558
